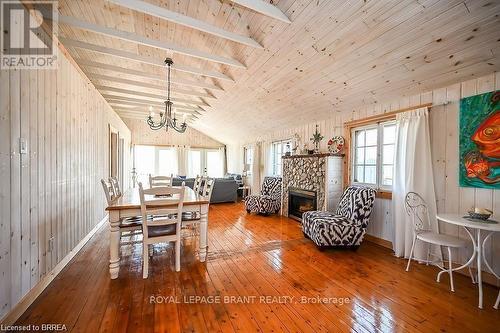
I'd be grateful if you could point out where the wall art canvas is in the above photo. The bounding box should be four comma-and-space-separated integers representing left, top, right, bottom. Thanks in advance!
459, 90, 499, 189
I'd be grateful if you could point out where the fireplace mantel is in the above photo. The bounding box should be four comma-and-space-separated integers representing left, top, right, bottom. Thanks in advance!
282, 152, 344, 159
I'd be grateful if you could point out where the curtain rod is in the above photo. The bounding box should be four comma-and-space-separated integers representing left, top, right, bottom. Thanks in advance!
344, 103, 433, 127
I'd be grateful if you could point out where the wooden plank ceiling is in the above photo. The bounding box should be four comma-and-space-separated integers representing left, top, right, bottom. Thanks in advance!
56, 0, 500, 144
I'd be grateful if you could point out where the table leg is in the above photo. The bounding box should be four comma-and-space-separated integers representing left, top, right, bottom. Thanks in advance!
477, 229, 483, 309
109, 210, 121, 279
199, 204, 208, 262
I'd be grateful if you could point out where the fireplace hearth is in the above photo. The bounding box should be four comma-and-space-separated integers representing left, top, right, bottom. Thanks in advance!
288, 188, 316, 221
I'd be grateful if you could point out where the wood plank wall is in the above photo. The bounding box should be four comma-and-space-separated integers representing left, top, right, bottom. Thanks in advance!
230, 72, 500, 277
0, 40, 131, 320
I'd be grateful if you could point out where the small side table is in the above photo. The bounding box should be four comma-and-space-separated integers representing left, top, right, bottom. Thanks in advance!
240, 185, 251, 199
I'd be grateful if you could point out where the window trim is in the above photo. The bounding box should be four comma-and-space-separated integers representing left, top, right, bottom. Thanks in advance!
344, 115, 398, 200
350, 121, 396, 191
271, 139, 292, 176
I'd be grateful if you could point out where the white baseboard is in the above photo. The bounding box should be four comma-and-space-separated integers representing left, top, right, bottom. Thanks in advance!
0, 215, 108, 325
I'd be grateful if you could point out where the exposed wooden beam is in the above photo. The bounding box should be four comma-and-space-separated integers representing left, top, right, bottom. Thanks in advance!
101, 93, 208, 108
57, 15, 246, 68
115, 104, 202, 115
231, 0, 291, 23
76, 58, 223, 91
108, 100, 204, 114
95, 85, 212, 105
115, 107, 199, 116
116, 110, 198, 122
108, 0, 263, 49
89, 74, 215, 99
59, 38, 233, 81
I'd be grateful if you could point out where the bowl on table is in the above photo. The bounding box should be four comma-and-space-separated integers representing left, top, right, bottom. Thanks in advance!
467, 208, 493, 221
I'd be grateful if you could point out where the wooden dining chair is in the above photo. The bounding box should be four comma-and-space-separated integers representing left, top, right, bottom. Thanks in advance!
139, 182, 185, 278
149, 174, 174, 188
101, 178, 142, 244
101, 178, 117, 204
193, 175, 203, 194
109, 177, 122, 197
182, 178, 215, 223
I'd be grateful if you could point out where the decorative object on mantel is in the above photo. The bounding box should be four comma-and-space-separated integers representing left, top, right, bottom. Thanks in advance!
327, 136, 345, 154
459, 90, 499, 189
285, 142, 291, 156
292, 133, 301, 155
146, 58, 187, 133
310, 124, 324, 153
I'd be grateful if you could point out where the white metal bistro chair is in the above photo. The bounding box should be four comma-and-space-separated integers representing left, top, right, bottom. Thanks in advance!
101, 178, 143, 244
495, 290, 500, 310
139, 182, 185, 278
149, 174, 174, 188
405, 192, 471, 292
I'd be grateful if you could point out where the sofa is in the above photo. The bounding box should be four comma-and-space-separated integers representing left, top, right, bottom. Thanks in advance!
172, 177, 238, 203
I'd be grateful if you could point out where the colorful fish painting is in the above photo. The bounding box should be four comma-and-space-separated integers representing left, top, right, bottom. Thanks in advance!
459, 90, 500, 189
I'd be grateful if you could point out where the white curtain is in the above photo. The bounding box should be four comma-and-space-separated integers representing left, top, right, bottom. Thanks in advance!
218, 146, 227, 177
176, 145, 189, 177
392, 107, 438, 260
262, 141, 273, 177
251, 142, 262, 194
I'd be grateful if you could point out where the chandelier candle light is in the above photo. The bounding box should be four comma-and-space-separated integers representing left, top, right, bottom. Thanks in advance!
147, 58, 187, 133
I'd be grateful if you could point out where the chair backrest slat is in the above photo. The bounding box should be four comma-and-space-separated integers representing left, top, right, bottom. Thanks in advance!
138, 182, 185, 239
101, 178, 116, 205
201, 178, 215, 202
109, 177, 122, 197
193, 175, 203, 194
149, 174, 174, 188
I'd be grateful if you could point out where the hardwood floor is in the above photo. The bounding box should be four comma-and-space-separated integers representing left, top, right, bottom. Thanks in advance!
16, 203, 499, 332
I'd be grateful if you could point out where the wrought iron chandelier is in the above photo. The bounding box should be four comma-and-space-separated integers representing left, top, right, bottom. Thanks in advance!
146, 58, 187, 133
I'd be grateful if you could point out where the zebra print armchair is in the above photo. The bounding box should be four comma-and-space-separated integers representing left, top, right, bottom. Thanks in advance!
245, 177, 282, 215
302, 186, 376, 249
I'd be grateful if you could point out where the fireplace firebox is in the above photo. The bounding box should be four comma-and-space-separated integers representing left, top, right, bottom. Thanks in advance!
288, 188, 317, 221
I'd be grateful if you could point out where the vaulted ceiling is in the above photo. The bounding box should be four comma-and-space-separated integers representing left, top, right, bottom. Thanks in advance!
56, 0, 500, 144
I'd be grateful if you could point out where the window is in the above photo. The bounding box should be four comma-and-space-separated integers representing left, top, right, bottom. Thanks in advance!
187, 150, 202, 178
351, 121, 396, 190
134, 145, 177, 185
187, 148, 224, 178
272, 139, 291, 176
243, 146, 253, 176
206, 150, 223, 178
158, 148, 177, 176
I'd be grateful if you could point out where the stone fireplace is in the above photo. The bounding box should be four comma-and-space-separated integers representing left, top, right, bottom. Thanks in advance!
281, 153, 343, 218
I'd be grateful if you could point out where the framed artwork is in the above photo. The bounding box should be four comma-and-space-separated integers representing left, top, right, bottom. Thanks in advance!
459, 90, 499, 189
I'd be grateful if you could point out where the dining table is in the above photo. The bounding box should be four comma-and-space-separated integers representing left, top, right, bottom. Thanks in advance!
106, 186, 210, 279
436, 213, 500, 309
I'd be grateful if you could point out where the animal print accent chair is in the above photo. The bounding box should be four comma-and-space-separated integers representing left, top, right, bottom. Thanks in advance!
245, 177, 282, 215
302, 186, 376, 248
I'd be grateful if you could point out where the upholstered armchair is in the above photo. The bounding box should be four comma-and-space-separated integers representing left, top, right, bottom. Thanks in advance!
302, 186, 376, 249
245, 177, 282, 215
